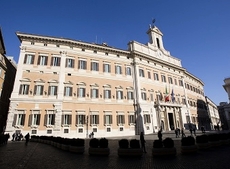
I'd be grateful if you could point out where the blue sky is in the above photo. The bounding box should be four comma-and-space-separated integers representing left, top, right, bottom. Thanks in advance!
1, 0, 230, 105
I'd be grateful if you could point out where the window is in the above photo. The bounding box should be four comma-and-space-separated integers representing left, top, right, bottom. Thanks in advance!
117, 115, 125, 125
78, 60, 87, 70
179, 80, 183, 86
65, 58, 74, 68
144, 114, 151, 124
47, 130, 52, 134
91, 88, 99, 98
29, 114, 41, 126
128, 115, 135, 125
150, 93, 154, 101
23, 54, 35, 64
104, 115, 112, 125
19, 84, 29, 95
104, 89, 111, 99
174, 79, 177, 85
90, 115, 99, 125
139, 69, 145, 77
13, 113, 25, 126
103, 63, 111, 73
182, 98, 186, 105
116, 90, 123, 100
62, 115, 72, 125
127, 91, 133, 100
34, 85, 44, 95
168, 77, 173, 84
78, 128, 83, 133
77, 87, 86, 98
154, 73, 159, 81
141, 90, 147, 100
51, 57, 61, 66
76, 115, 86, 125
126, 67, 132, 76
107, 128, 111, 132
37, 55, 48, 66
64, 129, 69, 133
46, 114, 55, 125
64, 87, 73, 96
91, 61, 99, 71
161, 75, 166, 82
147, 71, 151, 79
115, 65, 122, 74
31, 130, 37, 134
48, 86, 58, 96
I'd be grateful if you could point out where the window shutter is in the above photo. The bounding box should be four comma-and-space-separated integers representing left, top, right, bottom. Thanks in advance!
44, 114, 47, 126
37, 114, 41, 125
31, 55, 34, 64
37, 56, 41, 65
34, 85, 37, 95
83, 115, 86, 124
110, 115, 112, 124
12, 114, 17, 126
96, 115, 99, 124
55, 86, 57, 95
90, 89, 93, 98
52, 114, 55, 125
28, 114, 32, 126
40, 86, 44, 95
48, 86, 51, 95
122, 115, 125, 124
65, 59, 68, 67
72, 59, 75, 68
61, 115, 64, 125
19, 85, 23, 94
90, 115, 92, 125
23, 54, 27, 64
75, 115, 78, 125
64, 87, 66, 96
69, 115, 72, 125
26, 85, 29, 95
83, 88, 85, 97
70, 87, 73, 96
58, 58, 60, 66
51, 57, 53, 66
21, 114, 25, 126
96, 89, 98, 98
116, 115, 118, 125
144, 115, 146, 124
128, 115, 130, 124
104, 115, 106, 125
45, 56, 48, 65
78, 60, 80, 69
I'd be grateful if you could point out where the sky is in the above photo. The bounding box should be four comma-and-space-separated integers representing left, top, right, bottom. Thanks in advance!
0, 0, 230, 105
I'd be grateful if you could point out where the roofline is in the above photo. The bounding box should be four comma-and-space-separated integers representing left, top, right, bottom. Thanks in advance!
0, 28, 6, 54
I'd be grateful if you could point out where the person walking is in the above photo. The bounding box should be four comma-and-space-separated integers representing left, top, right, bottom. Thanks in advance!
140, 132, 147, 153
25, 133, 30, 145
175, 129, 178, 138
158, 129, 162, 141
181, 128, 186, 138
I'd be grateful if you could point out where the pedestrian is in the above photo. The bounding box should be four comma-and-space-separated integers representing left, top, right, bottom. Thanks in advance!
140, 132, 147, 153
91, 132, 94, 138
189, 126, 193, 136
175, 128, 178, 138
158, 130, 162, 141
181, 128, 186, 138
177, 128, 181, 137
12, 133, 15, 141
25, 133, 30, 145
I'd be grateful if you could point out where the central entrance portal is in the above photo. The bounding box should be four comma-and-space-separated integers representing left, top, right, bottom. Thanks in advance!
168, 113, 174, 130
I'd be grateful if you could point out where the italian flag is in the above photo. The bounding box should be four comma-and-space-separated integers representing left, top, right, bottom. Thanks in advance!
165, 86, 170, 102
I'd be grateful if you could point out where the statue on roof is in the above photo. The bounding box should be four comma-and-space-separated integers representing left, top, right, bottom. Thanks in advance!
149, 18, 156, 29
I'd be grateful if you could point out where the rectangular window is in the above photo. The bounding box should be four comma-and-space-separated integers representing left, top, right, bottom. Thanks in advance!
141, 92, 147, 100
64, 129, 69, 133
139, 69, 145, 77
116, 91, 123, 100
62, 115, 72, 125
154, 73, 159, 81
65, 58, 74, 68
126, 67, 132, 76
24, 54, 35, 64
47, 114, 55, 125
48, 86, 58, 96
127, 91, 133, 100
90, 115, 99, 125
91, 62, 99, 71
148, 71, 151, 79
64, 87, 73, 96
76, 115, 86, 125
179, 80, 183, 86
51, 57, 61, 66
161, 75, 166, 82
128, 115, 135, 124
78, 60, 87, 70
117, 115, 125, 125
103, 63, 111, 73
168, 77, 173, 84
104, 89, 111, 99
16, 114, 25, 126
115, 65, 122, 74
150, 93, 154, 101
19, 84, 29, 95
37, 55, 48, 66
78, 128, 83, 133
104, 115, 112, 125
34, 85, 44, 95
144, 114, 151, 124
31, 114, 40, 125
77, 88, 85, 97
47, 130, 52, 134
174, 79, 177, 85
91, 88, 99, 98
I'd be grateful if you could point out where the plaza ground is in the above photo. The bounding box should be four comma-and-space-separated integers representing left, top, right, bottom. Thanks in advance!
0, 130, 229, 169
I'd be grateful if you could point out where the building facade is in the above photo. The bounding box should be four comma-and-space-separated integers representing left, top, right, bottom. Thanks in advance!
6, 24, 207, 138
0, 28, 17, 133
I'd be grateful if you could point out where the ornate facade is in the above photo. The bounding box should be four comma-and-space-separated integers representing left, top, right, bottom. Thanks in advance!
6, 25, 207, 138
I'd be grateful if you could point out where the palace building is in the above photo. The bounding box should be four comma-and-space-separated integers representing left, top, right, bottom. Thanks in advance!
6, 24, 208, 138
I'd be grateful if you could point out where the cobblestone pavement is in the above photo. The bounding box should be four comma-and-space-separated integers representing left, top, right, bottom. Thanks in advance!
1, 131, 230, 169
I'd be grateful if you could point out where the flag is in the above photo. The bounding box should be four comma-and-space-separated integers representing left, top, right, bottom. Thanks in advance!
165, 86, 170, 102
171, 89, 175, 103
